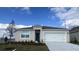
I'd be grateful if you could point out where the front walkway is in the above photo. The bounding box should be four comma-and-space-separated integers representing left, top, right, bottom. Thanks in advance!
45, 42, 79, 51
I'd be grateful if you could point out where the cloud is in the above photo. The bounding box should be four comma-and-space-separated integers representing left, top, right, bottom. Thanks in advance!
16, 24, 32, 28
0, 23, 32, 29
15, 7, 31, 14
0, 23, 9, 29
62, 19, 79, 28
0, 29, 6, 37
21, 7, 30, 11
21, 7, 31, 14
49, 7, 79, 29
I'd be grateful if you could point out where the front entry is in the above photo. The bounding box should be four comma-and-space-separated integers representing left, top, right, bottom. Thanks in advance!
35, 30, 40, 42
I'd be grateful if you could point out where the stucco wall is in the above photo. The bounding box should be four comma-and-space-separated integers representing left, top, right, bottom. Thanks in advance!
15, 30, 35, 42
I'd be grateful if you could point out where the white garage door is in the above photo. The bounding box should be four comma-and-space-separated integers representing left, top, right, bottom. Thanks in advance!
45, 32, 66, 42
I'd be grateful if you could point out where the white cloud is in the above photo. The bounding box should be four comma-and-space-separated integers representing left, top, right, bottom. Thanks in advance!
17, 7, 31, 14
21, 7, 31, 14
21, 7, 30, 11
0, 29, 6, 37
16, 24, 32, 28
62, 19, 79, 29
0, 23, 9, 29
49, 7, 79, 29
0, 23, 32, 29
13, 7, 31, 14
50, 7, 68, 13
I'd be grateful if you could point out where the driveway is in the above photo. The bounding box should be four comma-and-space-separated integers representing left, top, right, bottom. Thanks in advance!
45, 41, 79, 51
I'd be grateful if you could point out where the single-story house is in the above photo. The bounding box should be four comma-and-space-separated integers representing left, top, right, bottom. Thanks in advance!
15, 25, 70, 43
70, 26, 79, 42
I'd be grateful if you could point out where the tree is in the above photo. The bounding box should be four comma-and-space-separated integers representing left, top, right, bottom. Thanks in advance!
6, 20, 16, 40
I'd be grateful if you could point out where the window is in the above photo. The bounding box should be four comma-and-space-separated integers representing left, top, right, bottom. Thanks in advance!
21, 31, 30, 39
21, 34, 29, 38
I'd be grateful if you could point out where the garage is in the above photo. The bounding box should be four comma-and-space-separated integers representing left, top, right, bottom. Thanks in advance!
44, 31, 68, 42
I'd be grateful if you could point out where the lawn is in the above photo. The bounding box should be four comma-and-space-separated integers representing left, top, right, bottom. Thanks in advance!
0, 42, 49, 51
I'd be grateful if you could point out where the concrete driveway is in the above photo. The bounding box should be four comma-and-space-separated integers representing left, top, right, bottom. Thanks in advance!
45, 42, 79, 51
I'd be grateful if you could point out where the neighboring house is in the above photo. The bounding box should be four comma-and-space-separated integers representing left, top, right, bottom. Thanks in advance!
70, 26, 79, 42
15, 25, 70, 43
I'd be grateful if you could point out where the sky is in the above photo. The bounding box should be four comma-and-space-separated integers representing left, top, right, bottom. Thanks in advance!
0, 7, 79, 29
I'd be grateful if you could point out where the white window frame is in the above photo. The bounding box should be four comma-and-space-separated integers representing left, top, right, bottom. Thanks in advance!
20, 31, 30, 39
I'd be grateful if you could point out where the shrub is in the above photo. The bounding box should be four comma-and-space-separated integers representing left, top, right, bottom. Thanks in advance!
30, 40, 35, 44
70, 37, 78, 44
73, 37, 78, 44
21, 41, 26, 45
25, 41, 27, 44
70, 39, 74, 43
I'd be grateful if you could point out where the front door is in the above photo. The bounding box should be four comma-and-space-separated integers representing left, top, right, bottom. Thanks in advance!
35, 30, 40, 42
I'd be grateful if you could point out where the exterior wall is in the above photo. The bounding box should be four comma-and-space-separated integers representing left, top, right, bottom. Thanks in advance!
15, 30, 35, 42
70, 32, 79, 41
66, 31, 70, 42
15, 27, 69, 43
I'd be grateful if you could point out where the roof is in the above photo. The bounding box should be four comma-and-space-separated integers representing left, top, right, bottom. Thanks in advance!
70, 26, 79, 33
42, 26, 66, 29
16, 25, 68, 31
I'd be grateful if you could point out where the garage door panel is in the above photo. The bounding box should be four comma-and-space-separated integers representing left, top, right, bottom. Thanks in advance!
45, 32, 66, 42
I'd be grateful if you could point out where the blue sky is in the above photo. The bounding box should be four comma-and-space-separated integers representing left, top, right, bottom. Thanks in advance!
0, 7, 62, 28
0, 7, 79, 29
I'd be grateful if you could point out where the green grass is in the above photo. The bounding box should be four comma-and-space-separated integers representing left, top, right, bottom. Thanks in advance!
0, 43, 49, 51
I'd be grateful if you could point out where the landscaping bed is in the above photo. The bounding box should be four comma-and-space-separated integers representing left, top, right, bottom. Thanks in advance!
0, 42, 49, 51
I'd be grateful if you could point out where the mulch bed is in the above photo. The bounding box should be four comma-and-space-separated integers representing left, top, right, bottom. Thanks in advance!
0, 42, 49, 51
